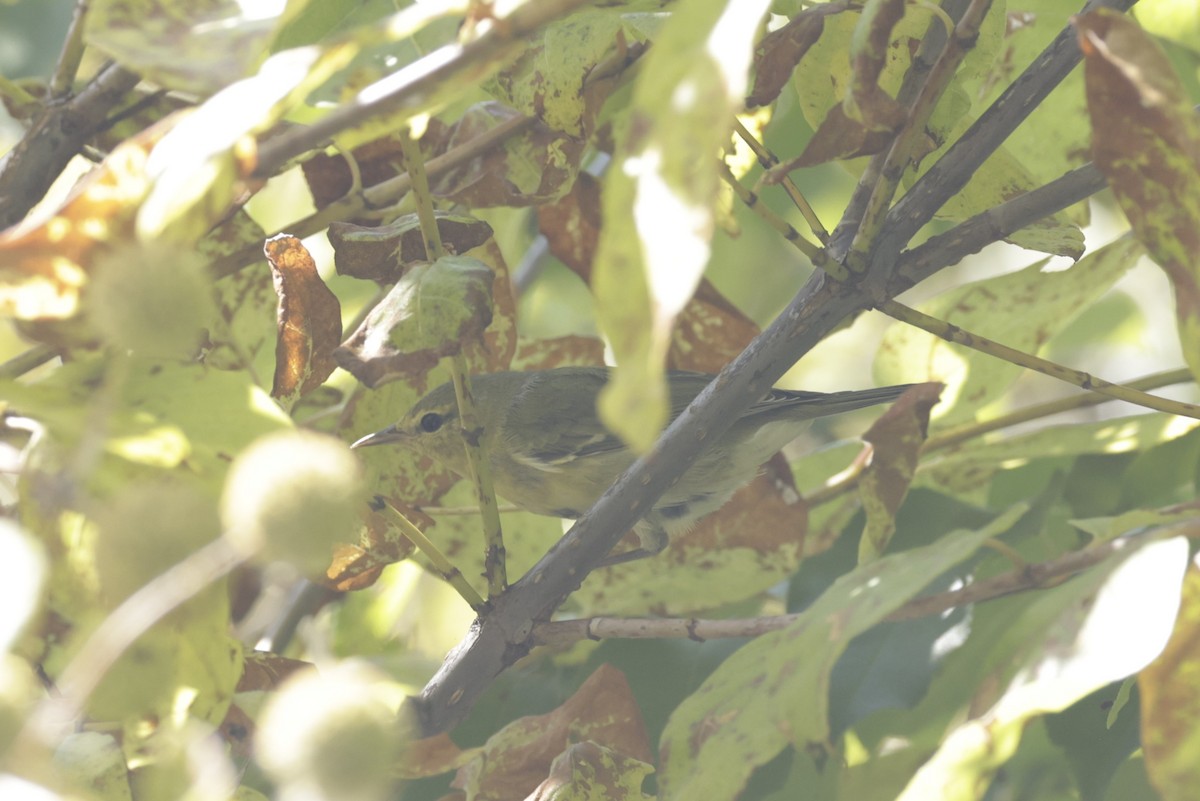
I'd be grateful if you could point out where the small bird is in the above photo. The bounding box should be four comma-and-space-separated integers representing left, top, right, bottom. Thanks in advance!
352, 367, 912, 565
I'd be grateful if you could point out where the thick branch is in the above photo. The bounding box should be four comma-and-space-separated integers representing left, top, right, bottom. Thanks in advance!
0, 63, 140, 230
893, 163, 1106, 287
409, 0, 1144, 737
414, 268, 868, 734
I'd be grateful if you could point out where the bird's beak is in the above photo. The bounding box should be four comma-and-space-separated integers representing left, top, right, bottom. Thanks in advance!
350, 424, 407, 449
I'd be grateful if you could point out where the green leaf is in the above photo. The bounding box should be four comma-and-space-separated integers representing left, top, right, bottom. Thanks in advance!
656, 505, 1023, 801
593, 0, 772, 452
86, 0, 288, 94
1134, 0, 1200, 54
875, 236, 1145, 425
897, 534, 1188, 800
917, 412, 1200, 502
137, 43, 355, 242
336, 255, 495, 388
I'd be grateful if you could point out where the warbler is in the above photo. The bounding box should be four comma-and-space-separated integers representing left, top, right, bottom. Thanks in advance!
352, 368, 911, 564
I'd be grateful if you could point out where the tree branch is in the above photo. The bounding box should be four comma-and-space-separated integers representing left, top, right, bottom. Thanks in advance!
530, 519, 1195, 646
872, 0, 1136, 264
409, 0, 1144, 737
0, 62, 141, 230
893, 162, 1106, 287
251, 0, 595, 179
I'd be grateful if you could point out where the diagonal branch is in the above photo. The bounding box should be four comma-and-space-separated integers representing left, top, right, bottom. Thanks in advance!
409, 0, 1147, 737
251, 0, 595, 179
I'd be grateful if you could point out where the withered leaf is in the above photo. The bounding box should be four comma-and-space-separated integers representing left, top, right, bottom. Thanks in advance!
451, 664, 652, 800
0, 116, 175, 326
859, 383, 942, 557
321, 504, 421, 592
264, 234, 343, 406
747, 1, 853, 108
788, 102, 901, 168
431, 101, 586, 207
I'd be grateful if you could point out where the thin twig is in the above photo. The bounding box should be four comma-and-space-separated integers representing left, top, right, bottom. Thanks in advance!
846, 0, 995, 272
880, 299, 1200, 420
735, 119, 829, 244
208, 114, 535, 280
531, 520, 1193, 645
49, 0, 91, 98
398, 131, 508, 595
717, 160, 823, 263
0, 345, 58, 381
379, 497, 488, 612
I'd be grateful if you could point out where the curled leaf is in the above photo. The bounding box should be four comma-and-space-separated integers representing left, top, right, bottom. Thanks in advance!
264, 235, 342, 406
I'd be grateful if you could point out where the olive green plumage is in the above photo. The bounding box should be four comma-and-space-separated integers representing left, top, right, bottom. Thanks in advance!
353, 367, 911, 563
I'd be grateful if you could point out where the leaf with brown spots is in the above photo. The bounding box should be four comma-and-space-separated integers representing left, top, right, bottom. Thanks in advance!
431, 102, 586, 207
858, 383, 941, 560
1077, 9, 1200, 382
264, 234, 342, 408
451, 664, 652, 801
321, 505, 421, 592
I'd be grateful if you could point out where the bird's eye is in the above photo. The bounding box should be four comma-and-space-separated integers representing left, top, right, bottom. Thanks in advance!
419, 412, 444, 433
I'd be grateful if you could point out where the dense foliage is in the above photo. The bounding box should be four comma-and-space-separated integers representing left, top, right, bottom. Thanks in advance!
1, 0, 1199, 799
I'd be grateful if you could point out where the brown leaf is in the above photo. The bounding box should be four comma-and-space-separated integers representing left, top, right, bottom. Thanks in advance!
397, 733, 477, 780
237, 652, 316, 692
747, 2, 853, 108
432, 102, 586, 207
537, 171, 602, 279
1077, 10, 1200, 380
788, 102, 900, 168
328, 214, 494, 282
264, 234, 343, 406
321, 505, 421, 592
300, 123, 451, 220
864, 383, 945, 520
451, 664, 652, 801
